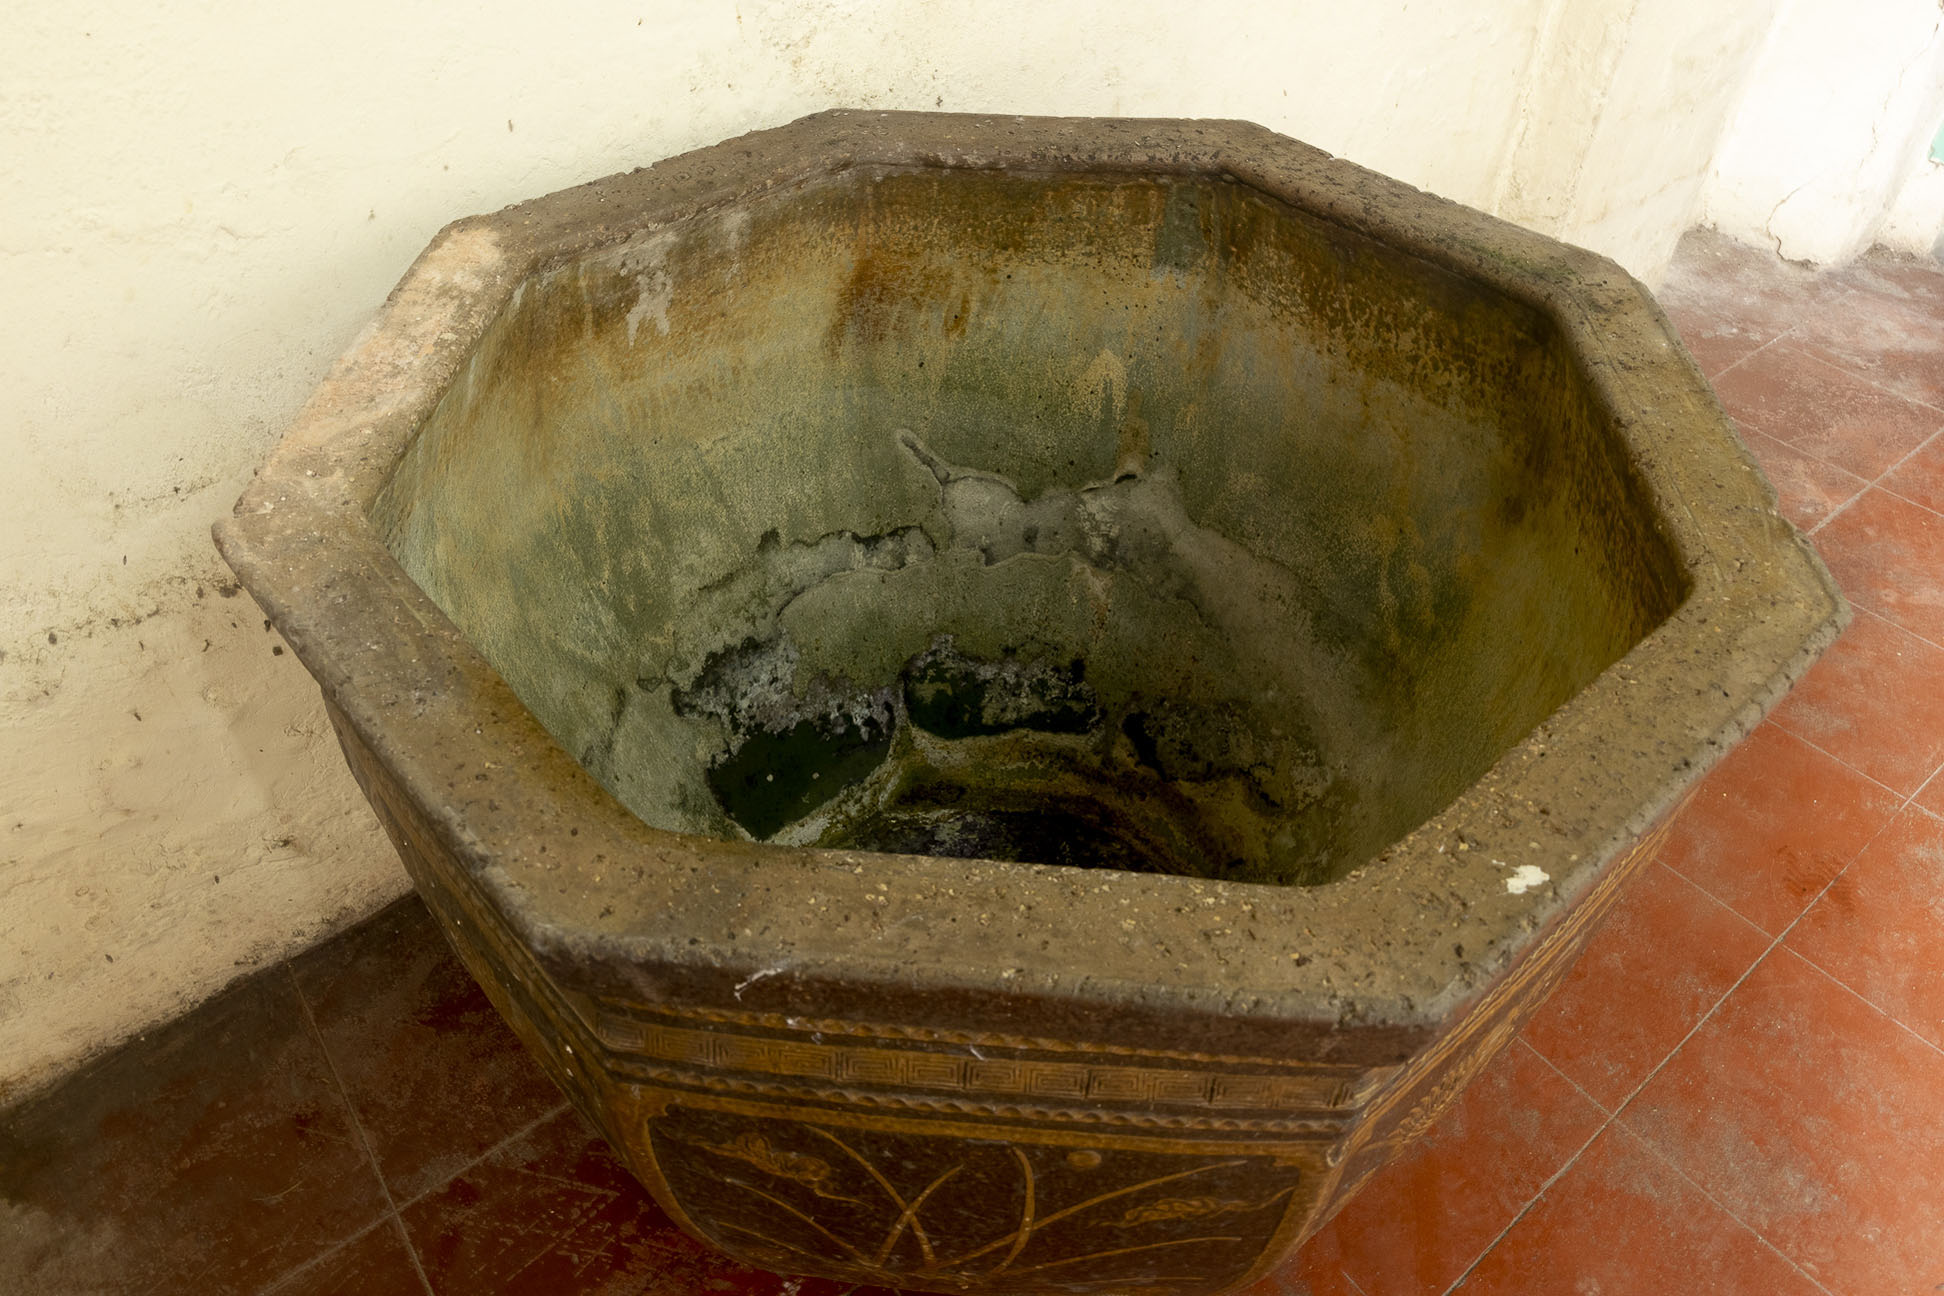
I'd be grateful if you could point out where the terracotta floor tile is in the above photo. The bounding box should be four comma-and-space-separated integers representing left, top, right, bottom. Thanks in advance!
1738, 427, 1868, 531
398, 1104, 871, 1295
400, 1105, 802, 1296
1768, 609, 1944, 796
0, 973, 390, 1295
1815, 486, 1944, 645
1787, 282, 1944, 409
1668, 310, 1783, 381
1879, 428, 1944, 514
1829, 251, 1944, 317
263, 1218, 429, 1296
1915, 767, 1944, 819
1787, 805, 1944, 1049
1708, 341, 1942, 479
1622, 949, 1944, 1290
1655, 721, 1900, 934
289, 896, 565, 1203
1521, 863, 1771, 1110
1312, 1040, 1604, 1295
1268, 1221, 1368, 1296
1657, 229, 1827, 377
1451, 1123, 1820, 1295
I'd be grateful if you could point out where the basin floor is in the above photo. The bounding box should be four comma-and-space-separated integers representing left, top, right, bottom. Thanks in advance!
6, 230, 1944, 1295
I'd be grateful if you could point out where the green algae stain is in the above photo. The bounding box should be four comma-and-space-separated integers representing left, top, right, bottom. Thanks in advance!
902, 649, 1101, 740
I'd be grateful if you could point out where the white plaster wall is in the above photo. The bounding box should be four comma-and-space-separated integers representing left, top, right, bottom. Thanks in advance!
1539, 0, 1788, 285
1879, 148, 1944, 257
1704, 0, 1944, 264
0, 0, 1791, 1100
1488, 0, 1788, 285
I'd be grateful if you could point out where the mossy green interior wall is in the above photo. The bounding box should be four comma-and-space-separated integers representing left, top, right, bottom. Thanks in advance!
372, 167, 1685, 884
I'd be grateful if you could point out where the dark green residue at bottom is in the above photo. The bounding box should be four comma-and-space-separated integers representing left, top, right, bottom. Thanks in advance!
831, 806, 1168, 874
708, 716, 892, 840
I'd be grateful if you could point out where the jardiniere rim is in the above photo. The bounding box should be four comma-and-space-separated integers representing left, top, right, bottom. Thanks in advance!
214, 110, 1844, 1064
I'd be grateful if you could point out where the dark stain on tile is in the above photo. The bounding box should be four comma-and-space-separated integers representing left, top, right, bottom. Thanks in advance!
1655, 721, 1901, 934
398, 1106, 845, 1296
263, 1217, 429, 1296
0, 971, 389, 1294
1788, 805, 1944, 1051
288, 896, 566, 1204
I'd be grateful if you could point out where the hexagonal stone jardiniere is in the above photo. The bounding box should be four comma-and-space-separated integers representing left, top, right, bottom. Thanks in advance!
216, 112, 1842, 1295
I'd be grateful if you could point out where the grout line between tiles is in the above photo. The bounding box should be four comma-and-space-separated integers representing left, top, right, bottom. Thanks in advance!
1438, 959, 1751, 1294
1520, 1036, 1617, 1118
1650, 718, 1915, 936
286, 965, 437, 1296
1809, 421, 1944, 536
1772, 715, 1920, 804
1864, 469, 1944, 523
1448, 758, 1920, 1293
1704, 325, 1797, 384
1875, 419, 1944, 485
1787, 926, 1944, 1064
1849, 600, 1944, 660
386, 1100, 573, 1216
1726, 422, 1872, 534
1806, 483, 1864, 536
1797, 341, 1944, 418
1577, 939, 1843, 1296
1716, 259, 1943, 404
1612, 1121, 1837, 1296
1728, 421, 1869, 528
1653, 855, 1785, 945
1747, 774, 1944, 1044
1583, 796, 1914, 1284
1436, 1043, 1616, 1295
257, 1213, 396, 1295
1907, 763, 1944, 811
1699, 285, 1944, 536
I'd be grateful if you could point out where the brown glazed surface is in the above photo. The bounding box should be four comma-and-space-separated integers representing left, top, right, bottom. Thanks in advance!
220, 113, 1844, 1294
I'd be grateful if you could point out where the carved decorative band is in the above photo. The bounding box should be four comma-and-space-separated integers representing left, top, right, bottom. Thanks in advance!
596, 1015, 1361, 1114
600, 999, 1372, 1073
627, 1065, 1354, 1135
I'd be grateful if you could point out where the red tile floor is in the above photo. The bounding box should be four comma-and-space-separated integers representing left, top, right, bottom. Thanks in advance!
5, 230, 1944, 1294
